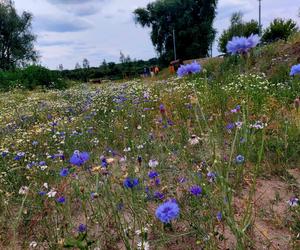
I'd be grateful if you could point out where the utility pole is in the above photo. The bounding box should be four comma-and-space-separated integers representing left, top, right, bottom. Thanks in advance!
258, 0, 262, 35
172, 28, 177, 61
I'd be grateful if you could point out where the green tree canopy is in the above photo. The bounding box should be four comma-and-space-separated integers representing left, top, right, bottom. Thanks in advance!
0, 2, 37, 70
218, 12, 259, 53
134, 0, 217, 63
262, 18, 298, 43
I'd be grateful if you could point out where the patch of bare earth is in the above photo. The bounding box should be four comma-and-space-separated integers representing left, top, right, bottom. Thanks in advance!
226, 171, 300, 250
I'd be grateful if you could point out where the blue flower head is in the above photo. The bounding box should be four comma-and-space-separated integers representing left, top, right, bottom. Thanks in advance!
177, 61, 202, 77
190, 185, 202, 196
154, 191, 165, 200
77, 224, 87, 233
123, 177, 139, 189
56, 196, 66, 204
236, 155, 245, 164
148, 170, 158, 179
60, 168, 69, 177
227, 34, 260, 54
290, 64, 300, 76
155, 200, 180, 223
70, 150, 89, 166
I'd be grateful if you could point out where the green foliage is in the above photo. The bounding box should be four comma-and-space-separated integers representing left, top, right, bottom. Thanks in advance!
134, 0, 217, 62
262, 18, 299, 43
0, 65, 66, 90
0, 2, 37, 70
218, 12, 259, 53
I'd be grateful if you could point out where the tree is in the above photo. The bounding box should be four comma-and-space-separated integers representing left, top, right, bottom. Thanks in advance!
134, 0, 217, 63
58, 64, 63, 71
218, 12, 259, 53
262, 18, 298, 43
0, 2, 37, 70
75, 62, 81, 69
82, 58, 90, 69
120, 51, 126, 64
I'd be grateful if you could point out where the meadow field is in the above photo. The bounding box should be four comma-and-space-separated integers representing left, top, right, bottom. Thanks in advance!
0, 38, 300, 249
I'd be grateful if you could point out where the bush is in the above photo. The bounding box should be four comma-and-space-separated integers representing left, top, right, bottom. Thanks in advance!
262, 18, 298, 43
0, 65, 67, 90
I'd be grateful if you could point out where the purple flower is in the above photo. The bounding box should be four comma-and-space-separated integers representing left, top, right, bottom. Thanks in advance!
70, 150, 89, 166
288, 197, 299, 207
14, 152, 25, 161
100, 156, 108, 167
207, 171, 217, 183
123, 177, 139, 189
226, 34, 260, 54
226, 123, 235, 131
217, 211, 222, 221
177, 61, 202, 77
154, 191, 164, 200
56, 196, 66, 204
290, 64, 300, 76
77, 224, 87, 233
155, 200, 180, 223
148, 171, 158, 179
60, 168, 69, 177
190, 185, 202, 196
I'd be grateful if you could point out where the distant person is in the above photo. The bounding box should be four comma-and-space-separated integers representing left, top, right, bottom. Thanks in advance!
143, 68, 148, 78
154, 66, 160, 75
146, 67, 150, 77
169, 64, 175, 74
150, 66, 155, 77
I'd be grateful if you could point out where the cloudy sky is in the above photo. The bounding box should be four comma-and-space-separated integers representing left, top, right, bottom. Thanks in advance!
13, 0, 300, 69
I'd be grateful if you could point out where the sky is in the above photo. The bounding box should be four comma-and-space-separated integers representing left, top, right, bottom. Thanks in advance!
13, 0, 300, 70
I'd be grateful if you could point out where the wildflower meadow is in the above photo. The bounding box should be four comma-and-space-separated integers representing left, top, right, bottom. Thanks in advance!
0, 28, 300, 249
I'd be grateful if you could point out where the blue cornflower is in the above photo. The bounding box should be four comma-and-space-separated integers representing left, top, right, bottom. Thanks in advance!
38, 191, 46, 196
56, 196, 66, 204
236, 155, 245, 164
148, 171, 159, 179
70, 150, 89, 166
226, 34, 260, 54
154, 191, 164, 200
190, 185, 202, 196
137, 156, 142, 164
290, 64, 300, 76
100, 156, 108, 167
207, 171, 217, 183
32, 141, 39, 146
77, 224, 87, 233
123, 177, 139, 189
14, 152, 25, 161
60, 168, 69, 177
177, 61, 202, 77
155, 200, 180, 223
217, 211, 222, 221
1, 150, 8, 157
226, 123, 235, 131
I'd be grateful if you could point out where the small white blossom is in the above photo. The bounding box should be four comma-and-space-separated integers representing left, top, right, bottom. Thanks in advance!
148, 159, 159, 168
47, 189, 57, 198
19, 186, 29, 195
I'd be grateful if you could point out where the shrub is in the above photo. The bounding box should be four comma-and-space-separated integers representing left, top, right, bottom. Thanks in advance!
0, 65, 67, 90
262, 18, 298, 43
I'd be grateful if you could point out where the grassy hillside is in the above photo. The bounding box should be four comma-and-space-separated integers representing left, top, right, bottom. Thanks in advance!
0, 36, 299, 249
